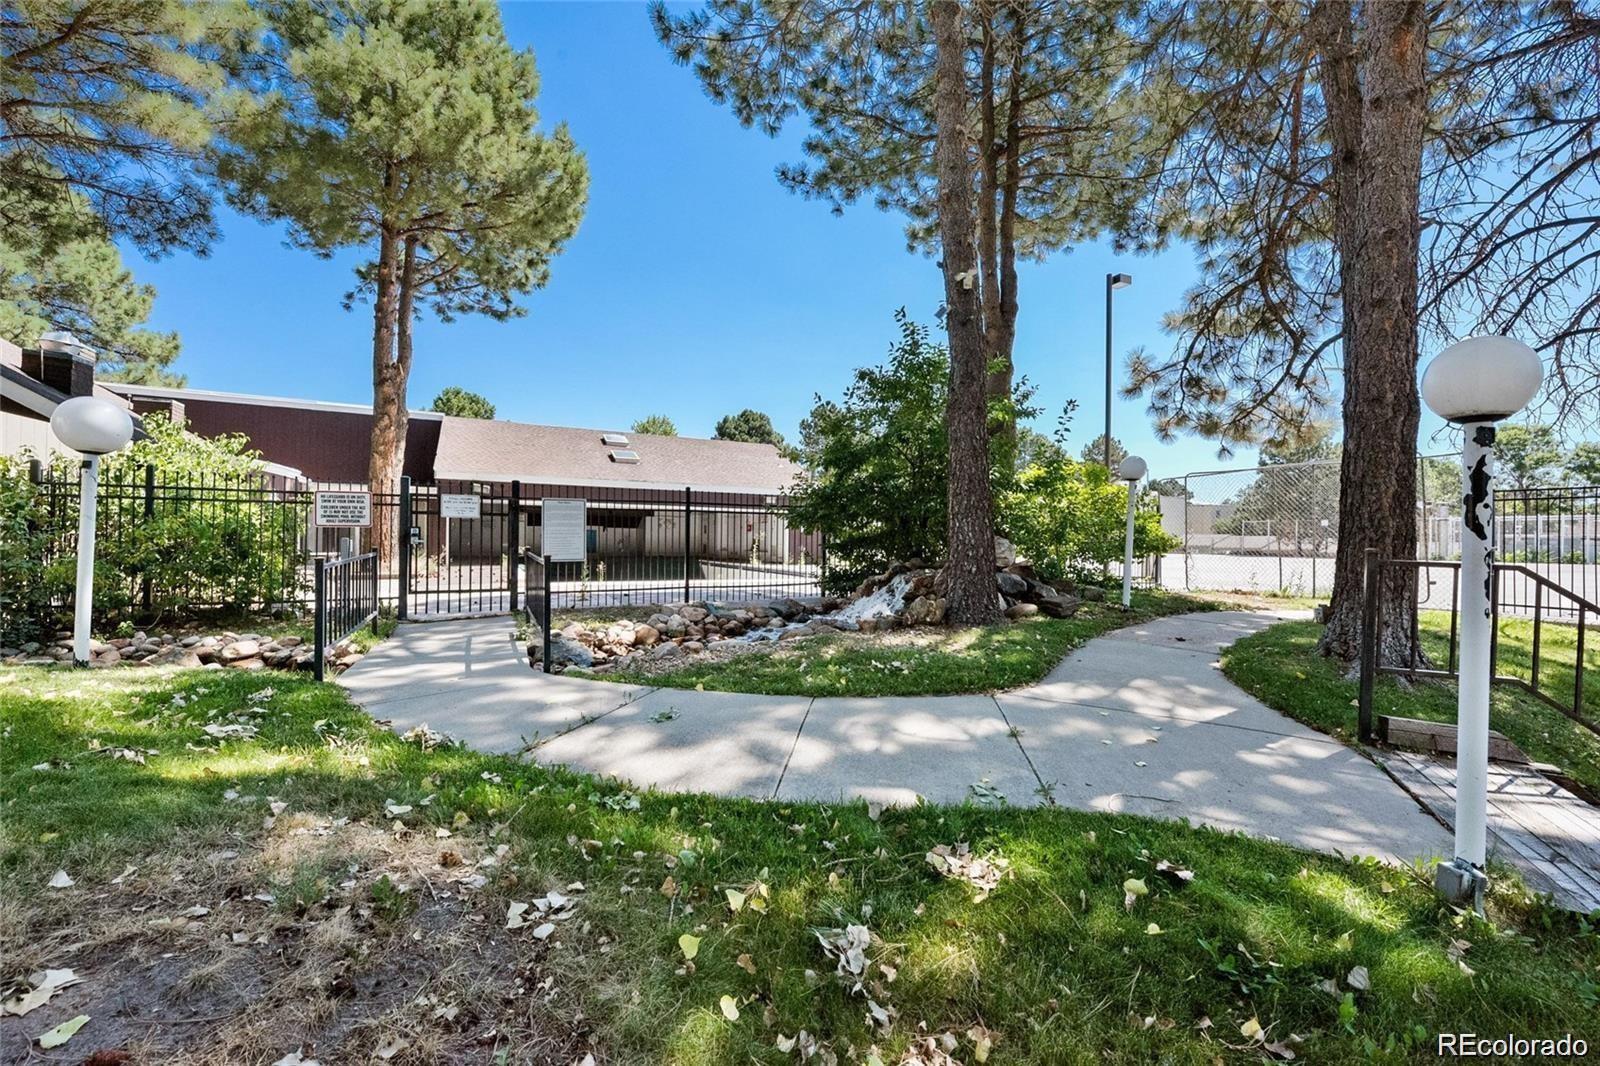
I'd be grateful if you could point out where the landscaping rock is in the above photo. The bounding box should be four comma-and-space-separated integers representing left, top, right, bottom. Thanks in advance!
903, 595, 947, 626
996, 572, 1029, 597
1005, 602, 1040, 620
218, 639, 260, 663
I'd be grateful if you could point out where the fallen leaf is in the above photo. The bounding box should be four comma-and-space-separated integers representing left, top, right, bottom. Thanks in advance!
376, 1037, 409, 1060
726, 888, 746, 912
719, 995, 740, 1021
775, 1034, 796, 1053
531, 922, 556, 940
1240, 1016, 1263, 1040
272, 1052, 320, 1066
48, 869, 74, 889
37, 1014, 90, 1049
2, 969, 80, 1016
736, 953, 757, 975
1145, 922, 1163, 935
506, 902, 531, 929
659, 875, 678, 898
679, 933, 701, 960
1346, 965, 1370, 992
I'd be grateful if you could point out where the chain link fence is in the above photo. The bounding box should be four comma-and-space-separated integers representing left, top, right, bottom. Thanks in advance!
1148, 455, 1559, 601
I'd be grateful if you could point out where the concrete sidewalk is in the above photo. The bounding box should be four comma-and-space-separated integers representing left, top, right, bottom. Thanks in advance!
340, 610, 1452, 865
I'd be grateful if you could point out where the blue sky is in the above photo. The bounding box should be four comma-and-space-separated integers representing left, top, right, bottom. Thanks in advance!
126, 1, 1254, 480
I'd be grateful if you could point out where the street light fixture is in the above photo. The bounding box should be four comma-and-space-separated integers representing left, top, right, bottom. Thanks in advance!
48, 394, 134, 667
1117, 454, 1147, 609
1104, 273, 1133, 471
1419, 334, 1543, 910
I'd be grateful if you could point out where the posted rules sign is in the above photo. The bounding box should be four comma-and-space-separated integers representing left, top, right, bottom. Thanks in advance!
314, 490, 371, 527
541, 498, 586, 562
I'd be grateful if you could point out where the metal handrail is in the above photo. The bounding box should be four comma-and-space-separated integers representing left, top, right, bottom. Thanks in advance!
1358, 549, 1595, 742
522, 549, 552, 673
314, 550, 379, 681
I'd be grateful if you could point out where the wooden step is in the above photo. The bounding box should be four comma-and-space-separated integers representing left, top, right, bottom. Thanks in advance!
1377, 715, 1530, 764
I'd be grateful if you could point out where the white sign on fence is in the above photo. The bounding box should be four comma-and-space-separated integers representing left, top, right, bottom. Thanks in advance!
542, 498, 587, 562
440, 493, 481, 520
314, 490, 371, 528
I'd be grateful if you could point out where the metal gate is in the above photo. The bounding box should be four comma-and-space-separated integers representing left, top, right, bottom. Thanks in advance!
399, 477, 521, 619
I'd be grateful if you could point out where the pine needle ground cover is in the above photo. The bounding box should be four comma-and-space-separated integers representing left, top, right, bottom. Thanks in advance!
2, 665, 1596, 1063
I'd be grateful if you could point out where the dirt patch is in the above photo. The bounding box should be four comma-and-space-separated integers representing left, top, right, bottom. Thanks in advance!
1, 817, 602, 1064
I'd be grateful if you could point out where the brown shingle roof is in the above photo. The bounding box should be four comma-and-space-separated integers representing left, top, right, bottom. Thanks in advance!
432, 416, 801, 494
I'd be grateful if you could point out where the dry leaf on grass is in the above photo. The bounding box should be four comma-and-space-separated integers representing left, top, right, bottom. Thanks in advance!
924, 843, 1009, 900
719, 995, 740, 1021
48, 869, 74, 889
679, 933, 701, 960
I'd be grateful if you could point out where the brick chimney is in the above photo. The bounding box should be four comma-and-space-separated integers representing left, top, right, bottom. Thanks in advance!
21, 330, 97, 397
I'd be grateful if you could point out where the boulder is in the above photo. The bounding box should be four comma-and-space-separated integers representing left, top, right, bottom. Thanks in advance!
1034, 588, 1082, 618
218, 639, 260, 663
227, 657, 266, 670
648, 642, 685, 661
680, 605, 708, 624
1005, 602, 1040, 620
995, 572, 1029, 597
994, 537, 1017, 567
767, 598, 807, 619
632, 624, 660, 646
903, 595, 947, 626
547, 636, 593, 668
1080, 586, 1106, 603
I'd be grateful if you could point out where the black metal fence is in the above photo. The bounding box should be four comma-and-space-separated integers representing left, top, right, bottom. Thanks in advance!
1358, 551, 1597, 743
314, 551, 379, 681
12, 462, 824, 630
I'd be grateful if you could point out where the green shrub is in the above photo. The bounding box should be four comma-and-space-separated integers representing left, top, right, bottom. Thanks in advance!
998, 459, 1177, 582
1, 412, 306, 639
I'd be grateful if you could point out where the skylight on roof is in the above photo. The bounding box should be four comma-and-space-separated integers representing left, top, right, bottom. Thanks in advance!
609, 449, 640, 464
601, 432, 630, 446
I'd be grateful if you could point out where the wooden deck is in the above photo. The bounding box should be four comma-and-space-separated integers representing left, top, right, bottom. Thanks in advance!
1378, 749, 1600, 913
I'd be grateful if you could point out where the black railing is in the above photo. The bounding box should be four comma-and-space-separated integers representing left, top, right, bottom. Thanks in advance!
523, 550, 552, 673
1358, 549, 1597, 743
314, 551, 379, 681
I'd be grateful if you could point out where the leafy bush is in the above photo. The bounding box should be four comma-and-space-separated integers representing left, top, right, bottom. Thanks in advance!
791, 312, 1170, 591
1, 412, 306, 641
998, 459, 1177, 583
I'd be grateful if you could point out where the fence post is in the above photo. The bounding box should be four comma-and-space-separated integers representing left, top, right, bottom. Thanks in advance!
1358, 547, 1379, 744
140, 464, 155, 620
371, 552, 380, 634
313, 557, 327, 683
508, 480, 521, 612
542, 553, 553, 674
683, 485, 692, 603
397, 476, 411, 621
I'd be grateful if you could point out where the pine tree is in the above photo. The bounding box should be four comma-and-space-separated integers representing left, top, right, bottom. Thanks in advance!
1, 0, 247, 255
652, 0, 1137, 440
0, 213, 182, 384
217, 0, 588, 560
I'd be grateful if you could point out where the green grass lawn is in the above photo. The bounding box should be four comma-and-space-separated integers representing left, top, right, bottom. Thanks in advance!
1221, 613, 1600, 797
2, 664, 1596, 1062
578, 590, 1221, 697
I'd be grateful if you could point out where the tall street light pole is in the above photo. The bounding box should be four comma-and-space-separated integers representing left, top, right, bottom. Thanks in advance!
1104, 273, 1132, 470
1419, 335, 1543, 911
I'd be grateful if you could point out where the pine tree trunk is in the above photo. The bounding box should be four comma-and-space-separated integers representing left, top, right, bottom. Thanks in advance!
367, 227, 405, 567
1313, 0, 1427, 663
932, 0, 1002, 626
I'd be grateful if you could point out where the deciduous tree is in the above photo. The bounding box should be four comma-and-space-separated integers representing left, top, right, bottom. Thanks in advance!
713, 409, 784, 447
631, 414, 678, 436
430, 386, 494, 419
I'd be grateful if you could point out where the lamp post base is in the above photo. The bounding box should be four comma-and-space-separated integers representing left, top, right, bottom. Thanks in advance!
1434, 856, 1487, 912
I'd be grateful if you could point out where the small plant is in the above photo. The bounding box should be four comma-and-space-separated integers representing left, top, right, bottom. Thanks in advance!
369, 873, 415, 922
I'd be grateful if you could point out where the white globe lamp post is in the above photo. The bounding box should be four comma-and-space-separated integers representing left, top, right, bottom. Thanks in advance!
1419, 335, 1543, 908
49, 396, 135, 666
1117, 455, 1148, 609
